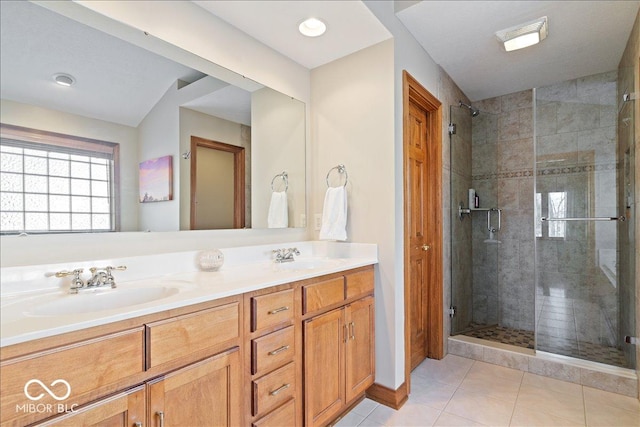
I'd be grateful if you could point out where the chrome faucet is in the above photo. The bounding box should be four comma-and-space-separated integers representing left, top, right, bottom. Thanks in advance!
55, 266, 127, 294
272, 248, 300, 263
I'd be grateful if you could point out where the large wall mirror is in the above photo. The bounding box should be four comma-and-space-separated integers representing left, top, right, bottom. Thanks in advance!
0, 1, 306, 234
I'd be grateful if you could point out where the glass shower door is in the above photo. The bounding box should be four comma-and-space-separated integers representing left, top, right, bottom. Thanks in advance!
534, 71, 635, 368
450, 104, 500, 335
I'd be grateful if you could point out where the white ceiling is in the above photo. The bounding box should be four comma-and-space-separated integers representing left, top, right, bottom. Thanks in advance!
195, 0, 639, 102
193, 0, 393, 69
3, 1, 638, 125
396, 1, 640, 101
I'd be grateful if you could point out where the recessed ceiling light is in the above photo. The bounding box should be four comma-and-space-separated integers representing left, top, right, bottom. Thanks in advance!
496, 16, 548, 52
53, 73, 75, 87
299, 18, 326, 37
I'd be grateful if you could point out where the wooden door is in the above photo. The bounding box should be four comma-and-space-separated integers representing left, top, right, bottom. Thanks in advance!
303, 309, 344, 427
148, 348, 242, 427
190, 136, 245, 229
34, 386, 145, 427
407, 100, 430, 370
402, 71, 443, 378
345, 296, 375, 402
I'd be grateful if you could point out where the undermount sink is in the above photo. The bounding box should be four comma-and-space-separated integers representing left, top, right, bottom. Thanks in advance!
275, 259, 337, 271
26, 286, 180, 316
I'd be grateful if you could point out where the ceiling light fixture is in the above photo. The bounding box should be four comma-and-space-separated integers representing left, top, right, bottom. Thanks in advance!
496, 16, 548, 52
53, 73, 76, 87
299, 18, 326, 37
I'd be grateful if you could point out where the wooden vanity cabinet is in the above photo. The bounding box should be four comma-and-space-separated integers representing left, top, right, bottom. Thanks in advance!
31, 385, 146, 427
0, 296, 242, 427
303, 268, 375, 427
147, 347, 242, 427
244, 285, 302, 427
1, 265, 375, 427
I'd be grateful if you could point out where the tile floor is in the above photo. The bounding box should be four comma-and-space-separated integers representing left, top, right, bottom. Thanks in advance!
336, 354, 640, 426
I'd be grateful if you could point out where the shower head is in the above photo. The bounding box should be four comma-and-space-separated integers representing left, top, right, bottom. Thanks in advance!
458, 101, 480, 117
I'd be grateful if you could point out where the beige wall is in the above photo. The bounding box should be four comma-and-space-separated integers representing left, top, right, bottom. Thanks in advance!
311, 39, 396, 387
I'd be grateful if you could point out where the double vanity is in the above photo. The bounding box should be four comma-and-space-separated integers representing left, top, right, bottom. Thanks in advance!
0, 241, 377, 427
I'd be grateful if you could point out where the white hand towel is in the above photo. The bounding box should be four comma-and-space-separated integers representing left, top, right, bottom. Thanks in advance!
319, 186, 347, 241
267, 191, 288, 228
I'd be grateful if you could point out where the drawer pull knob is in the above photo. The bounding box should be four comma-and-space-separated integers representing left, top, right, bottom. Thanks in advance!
268, 345, 290, 356
350, 321, 356, 340
134, 423, 143, 427
268, 306, 289, 314
269, 383, 290, 396
156, 411, 165, 427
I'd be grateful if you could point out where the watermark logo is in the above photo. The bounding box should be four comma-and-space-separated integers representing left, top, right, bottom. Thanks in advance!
17, 379, 76, 415
24, 379, 71, 401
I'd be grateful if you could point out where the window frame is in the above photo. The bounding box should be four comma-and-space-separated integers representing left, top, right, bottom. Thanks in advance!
0, 123, 120, 234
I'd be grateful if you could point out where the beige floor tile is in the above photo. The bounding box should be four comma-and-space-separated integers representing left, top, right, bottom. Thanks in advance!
434, 412, 486, 426
585, 403, 640, 427
466, 361, 525, 383
334, 411, 365, 427
365, 402, 441, 427
516, 384, 585, 424
460, 361, 524, 403
510, 401, 584, 426
351, 399, 380, 418
412, 355, 474, 386
522, 372, 583, 397
444, 388, 515, 426
583, 386, 640, 414
409, 379, 458, 410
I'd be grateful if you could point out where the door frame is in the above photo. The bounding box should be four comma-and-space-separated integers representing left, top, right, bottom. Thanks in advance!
402, 71, 444, 392
190, 136, 245, 229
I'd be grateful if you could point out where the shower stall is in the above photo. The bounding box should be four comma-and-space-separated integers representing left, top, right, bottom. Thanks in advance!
449, 70, 636, 369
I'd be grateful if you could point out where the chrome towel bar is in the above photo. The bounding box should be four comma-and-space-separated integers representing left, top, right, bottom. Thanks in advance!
541, 216, 626, 222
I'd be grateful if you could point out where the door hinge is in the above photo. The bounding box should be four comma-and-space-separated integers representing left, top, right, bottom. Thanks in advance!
449, 306, 456, 317
625, 336, 638, 345
448, 123, 456, 135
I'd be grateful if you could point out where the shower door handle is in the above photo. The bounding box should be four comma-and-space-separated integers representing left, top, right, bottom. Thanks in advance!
541, 216, 626, 222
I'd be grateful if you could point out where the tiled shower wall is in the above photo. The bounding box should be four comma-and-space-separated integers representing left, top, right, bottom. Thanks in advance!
471, 91, 535, 331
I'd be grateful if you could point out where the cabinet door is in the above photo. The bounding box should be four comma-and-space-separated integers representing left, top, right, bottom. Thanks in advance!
33, 385, 145, 427
303, 308, 345, 427
148, 347, 241, 427
345, 296, 375, 402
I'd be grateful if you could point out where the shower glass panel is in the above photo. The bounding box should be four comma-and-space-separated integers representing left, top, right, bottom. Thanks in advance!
534, 71, 636, 368
450, 103, 500, 336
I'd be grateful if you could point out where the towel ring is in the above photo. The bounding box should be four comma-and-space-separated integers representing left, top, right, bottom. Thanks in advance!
271, 171, 288, 192
326, 164, 348, 188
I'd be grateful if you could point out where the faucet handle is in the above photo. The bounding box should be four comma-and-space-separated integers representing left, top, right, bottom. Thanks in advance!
290, 247, 300, 255
55, 268, 84, 278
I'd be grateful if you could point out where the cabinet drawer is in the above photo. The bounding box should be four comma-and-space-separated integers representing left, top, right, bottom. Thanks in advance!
252, 326, 295, 375
303, 277, 345, 314
252, 362, 296, 417
252, 398, 295, 427
251, 289, 294, 332
146, 302, 240, 368
346, 269, 374, 299
0, 328, 144, 426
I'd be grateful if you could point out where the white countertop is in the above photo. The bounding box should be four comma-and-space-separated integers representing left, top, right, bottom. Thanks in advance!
0, 241, 377, 347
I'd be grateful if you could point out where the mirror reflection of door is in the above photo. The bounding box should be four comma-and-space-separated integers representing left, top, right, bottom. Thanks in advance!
190, 136, 245, 229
